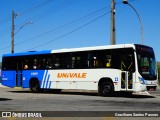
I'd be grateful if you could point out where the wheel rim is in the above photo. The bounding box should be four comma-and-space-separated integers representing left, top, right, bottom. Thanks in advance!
30, 81, 39, 92
101, 82, 113, 96
32, 83, 38, 91
103, 84, 111, 94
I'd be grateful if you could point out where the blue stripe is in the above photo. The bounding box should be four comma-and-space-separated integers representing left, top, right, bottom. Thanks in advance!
40, 81, 43, 88
41, 70, 46, 88
42, 70, 48, 88
46, 74, 50, 89
41, 71, 45, 88
49, 81, 52, 89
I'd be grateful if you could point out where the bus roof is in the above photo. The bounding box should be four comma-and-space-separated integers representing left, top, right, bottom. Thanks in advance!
51, 44, 136, 53
3, 44, 144, 57
3, 50, 52, 57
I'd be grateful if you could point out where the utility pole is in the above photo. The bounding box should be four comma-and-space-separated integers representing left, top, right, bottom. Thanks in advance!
11, 11, 15, 53
110, 0, 116, 45
11, 11, 32, 53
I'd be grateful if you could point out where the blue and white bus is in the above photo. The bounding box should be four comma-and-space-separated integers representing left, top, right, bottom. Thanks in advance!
1, 44, 158, 96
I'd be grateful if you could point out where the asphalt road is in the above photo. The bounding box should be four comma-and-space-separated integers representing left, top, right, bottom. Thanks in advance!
0, 87, 160, 119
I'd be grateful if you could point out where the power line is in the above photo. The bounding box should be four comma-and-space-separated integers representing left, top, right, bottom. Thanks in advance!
16, 0, 76, 28
0, 6, 107, 51
0, 15, 10, 25
128, 0, 138, 2
16, 7, 107, 46
0, 1, 110, 52
19, 0, 53, 15
0, 0, 54, 37
0, 0, 53, 25
27, 12, 110, 51
116, 0, 138, 4
0, 6, 109, 51
0, 0, 75, 36
0, 0, 77, 50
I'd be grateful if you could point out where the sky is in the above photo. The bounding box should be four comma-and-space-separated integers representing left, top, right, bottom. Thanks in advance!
0, 0, 160, 61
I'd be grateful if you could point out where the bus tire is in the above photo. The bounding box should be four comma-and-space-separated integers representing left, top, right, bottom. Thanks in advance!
98, 81, 114, 97
29, 79, 41, 93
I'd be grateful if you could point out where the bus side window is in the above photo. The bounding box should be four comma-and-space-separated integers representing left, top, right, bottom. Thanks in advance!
33, 59, 37, 69
106, 55, 112, 68
92, 56, 98, 68
46, 58, 52, 69
120, 53, 135, 72
24, 60, 29, 69
37, 58, 46, 69
71, 57, 75, 68
71, 52, 88, 69
88, 51, 98, 68
55, 58, 60, 69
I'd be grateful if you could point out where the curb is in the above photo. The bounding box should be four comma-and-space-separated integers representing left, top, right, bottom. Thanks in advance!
0, 83, 7, 88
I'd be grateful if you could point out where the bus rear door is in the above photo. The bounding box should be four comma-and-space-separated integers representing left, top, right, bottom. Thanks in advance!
15, 58, 23, 87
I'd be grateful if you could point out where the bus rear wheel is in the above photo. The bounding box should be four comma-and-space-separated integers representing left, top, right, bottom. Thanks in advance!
29, 79, 41, 93
98, 81, 114, 97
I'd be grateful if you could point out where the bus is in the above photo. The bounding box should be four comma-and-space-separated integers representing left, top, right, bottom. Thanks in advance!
1, 44, 158, 96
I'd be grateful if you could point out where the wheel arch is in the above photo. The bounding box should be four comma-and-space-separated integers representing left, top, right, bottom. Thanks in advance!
29, 77, 42, 93
29, 77, 40, 86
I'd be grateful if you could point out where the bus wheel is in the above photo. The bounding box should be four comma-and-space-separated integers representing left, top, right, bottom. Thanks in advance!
99, 81, 114, 97
30, 79, 41, 93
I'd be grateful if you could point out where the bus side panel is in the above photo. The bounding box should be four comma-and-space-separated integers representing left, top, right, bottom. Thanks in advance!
1, 71, 16, 87
46, 69, 121, 91
22, 70, 46, 88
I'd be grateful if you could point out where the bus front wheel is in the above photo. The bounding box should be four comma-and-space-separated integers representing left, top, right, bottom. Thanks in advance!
29, 79, 41, 93
98, 81, 114, 97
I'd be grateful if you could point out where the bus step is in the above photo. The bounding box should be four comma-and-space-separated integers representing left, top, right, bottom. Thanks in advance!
14, 87, 22, 89
133, 91, 150, 96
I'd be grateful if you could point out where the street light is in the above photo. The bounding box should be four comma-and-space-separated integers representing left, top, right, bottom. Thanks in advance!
123, 0, 144, 45
14, 22, 33, 35
11, 21, 32, 53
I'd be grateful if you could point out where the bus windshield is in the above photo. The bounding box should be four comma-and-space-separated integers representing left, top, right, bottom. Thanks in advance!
136, 45, 157, 80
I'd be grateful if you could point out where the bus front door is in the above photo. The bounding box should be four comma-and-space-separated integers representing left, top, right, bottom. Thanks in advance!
121, 71, 133, 91
120, 53, 134, 91
16, 61, 23, 87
